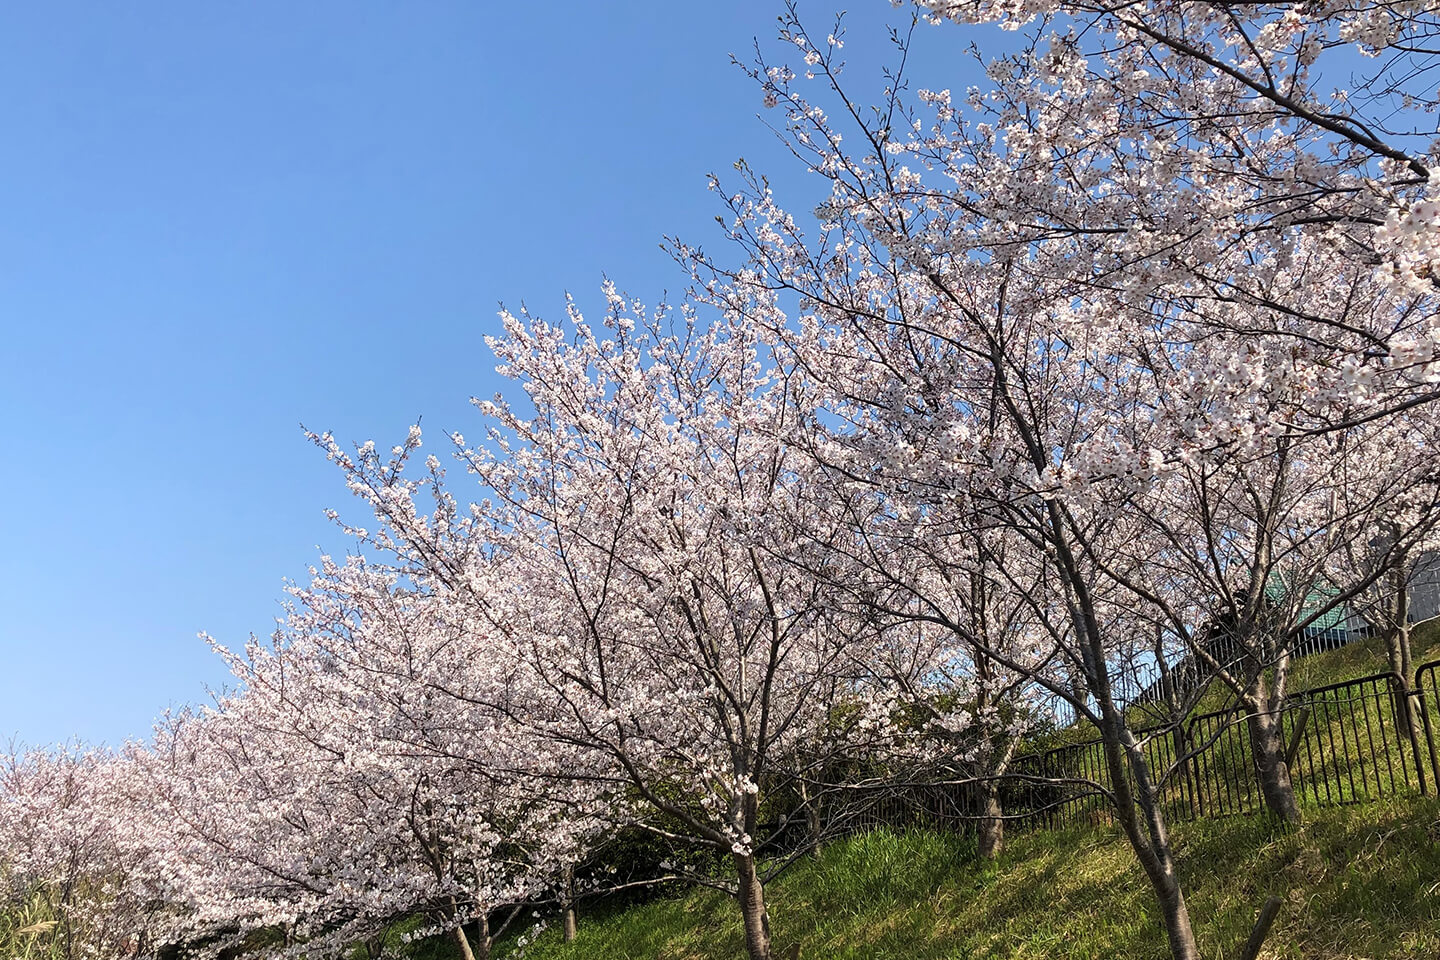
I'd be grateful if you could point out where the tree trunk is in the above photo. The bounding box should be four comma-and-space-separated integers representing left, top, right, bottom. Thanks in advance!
1154, 874, 1201, 960
1385, 565, 1414, 688
1246, 707, 1302, 824
563, 903, 578, 942
446, 897, 486, 960
1388, 619, 1414, 684
733, 852, 773, 960
1103, 735, 1202, 960
1039, 499, 1201, 960
799, 780, 824, 860
451, 925, 477, 960
1387, 550, 1415, 681
476, 909, 491, 960
562, 863, 578, 942
977, 779, 1004, 859
1380, 563, 1429, 778
1388, 618, 1411, 679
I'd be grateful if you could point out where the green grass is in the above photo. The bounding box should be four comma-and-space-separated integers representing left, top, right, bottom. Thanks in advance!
1175, 617, 1440, 721
489, 797, 1440, 960
1197, 617, 1440, 718
1023, 628, 1440, 829
0, 891, 63, 960
1024, 619, 1440, 757
474, 627, 1440, 959
12, 629, 1437, 960
1289, 618, 1440, 692
9, 800, 1435, 960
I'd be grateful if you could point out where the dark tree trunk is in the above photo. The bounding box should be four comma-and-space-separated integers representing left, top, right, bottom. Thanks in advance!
799, 780, 824, 860
1154, 875, 1201, 960
733, 852, 773, 960
1100, 731, 1202, 960
451, 924, 477, 960
977, 779, 1004, 859
1246, 707, 1302, 824
476, 909, 490, 960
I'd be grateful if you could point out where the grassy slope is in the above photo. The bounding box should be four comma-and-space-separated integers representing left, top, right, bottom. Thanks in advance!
1199, 616, 1440, 716
500, 797, 1440, 960
488, 632, 1440, 960
12, 630, 1436, 960
1011, 619, 1440, 755
1286, 616, 1440, 691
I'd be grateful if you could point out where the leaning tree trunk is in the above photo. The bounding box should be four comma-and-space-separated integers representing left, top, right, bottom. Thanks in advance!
444, 897, 489, 960
451, 926, 478, 960
1151, 865, 1201, 960
1245, 705, 1301, 824
733, 852, 773, 960
1100, 720, 1202, 960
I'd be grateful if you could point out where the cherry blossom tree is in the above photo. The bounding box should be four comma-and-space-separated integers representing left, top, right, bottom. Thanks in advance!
1342, 410, 1440, 683
0, 745, 178, 960
11, 9, 1440, 960
687, 173, 1201, 956
1101, 414, 1440, 823
137, 559, 590, 960
907, 0, 1440, 409
667, 5, 1440, 955
798, 466, 1056, 859
312, 292, 901, 960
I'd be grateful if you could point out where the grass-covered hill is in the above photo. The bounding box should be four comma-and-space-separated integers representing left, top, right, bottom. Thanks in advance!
1281, 617, 1440, 693
492, 797, 1440, 960
480, 627, 1440, 960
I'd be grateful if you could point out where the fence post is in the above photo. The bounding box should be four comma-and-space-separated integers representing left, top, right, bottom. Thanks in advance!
1389, 672, 1427, 795
1416, 663, 1440, 794
1172, 721, 1197, 819
1186, 715, 1207, 819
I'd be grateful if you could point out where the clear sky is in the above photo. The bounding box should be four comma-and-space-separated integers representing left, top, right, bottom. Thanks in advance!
0, 2, 981, 747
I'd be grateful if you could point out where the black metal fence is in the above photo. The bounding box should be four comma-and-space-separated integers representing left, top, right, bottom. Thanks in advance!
842, 659, 1440, 838
1417, 660, 1440, 796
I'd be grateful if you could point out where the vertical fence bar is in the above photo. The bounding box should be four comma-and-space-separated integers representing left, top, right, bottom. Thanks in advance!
1207, 713, 1229, 816
1359, 680, 1388, 796
1187, 715, 1207, 820
1398, 673, 1427, 795
1226, 709, 1247, 815
1386, 674, 1413, 790
1334, 684, 1356, 801
1417, 662, 1440, 793
1297, 695, 1329, 806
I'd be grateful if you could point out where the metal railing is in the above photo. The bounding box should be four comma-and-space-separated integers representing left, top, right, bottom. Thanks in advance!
838, 659, 1440, 838
1416, 660, 1440, 790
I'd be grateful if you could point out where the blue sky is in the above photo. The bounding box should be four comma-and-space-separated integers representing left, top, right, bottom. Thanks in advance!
0, 2, 979, 747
